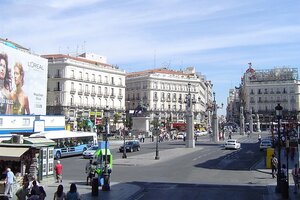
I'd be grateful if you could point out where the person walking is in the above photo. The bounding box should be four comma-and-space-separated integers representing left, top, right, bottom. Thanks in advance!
4, 168, 15, 198
16, 181, 29, 200
292, 164, 299, 194
271, 154, 278, 178
66, 183, 81, 200
53, 184, 66, 200
55, 160, 63, 183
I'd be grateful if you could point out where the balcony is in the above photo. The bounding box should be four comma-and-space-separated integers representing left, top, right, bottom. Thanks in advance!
118, 95, 123, 99
153, 97, 158, 101
70, 75, 75, 80
54, 74, 61, 78
166, 98, 171, 102
84, 90, 90, 96
104, 94, 109, 98
97, 92, 103, 97
54, 88, 62, 91
161, 98, 165, 102
143, 96, 147, 100
91, 79, 96, 83
70, 89, 76, 94
172, 98, 176, 102
110, 94, 115, 98
91, 91, 96, 96
78, 90, 83, 95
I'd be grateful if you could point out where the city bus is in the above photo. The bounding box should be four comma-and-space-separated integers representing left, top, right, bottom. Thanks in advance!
30, 130, 98, 159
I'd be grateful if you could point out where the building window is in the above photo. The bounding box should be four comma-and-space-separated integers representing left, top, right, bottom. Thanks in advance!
86, 73, 89, 81
111, 77, 114, 85
111, 88, 114, 96
105, 87, 108, 95
92, 74, 95, 82
23, 118, 30, 126
105, 76, 108, 84
119, 78, 122, 85
98, 75, 102, 83
0, 118, 3, 126
79, 71, 83, 80
71, 70, 75, 78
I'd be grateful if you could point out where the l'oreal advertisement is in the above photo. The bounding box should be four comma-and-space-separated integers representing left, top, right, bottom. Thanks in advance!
0, 42, 48, 115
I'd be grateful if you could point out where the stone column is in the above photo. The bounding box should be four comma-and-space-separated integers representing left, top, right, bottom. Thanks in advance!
240, 106, 245, 135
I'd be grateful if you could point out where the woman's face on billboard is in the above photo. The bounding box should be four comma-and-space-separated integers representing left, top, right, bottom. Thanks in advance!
0, 58, 6, 80
14, 66, 22, 86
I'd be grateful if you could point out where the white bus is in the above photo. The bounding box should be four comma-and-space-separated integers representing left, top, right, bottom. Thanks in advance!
30, 130, 98, 159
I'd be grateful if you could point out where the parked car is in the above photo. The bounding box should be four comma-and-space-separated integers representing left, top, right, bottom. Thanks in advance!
119, 140, 140, 152
224, 139, 241, 150
259, 139, 273, 151
82, 146, 99, 159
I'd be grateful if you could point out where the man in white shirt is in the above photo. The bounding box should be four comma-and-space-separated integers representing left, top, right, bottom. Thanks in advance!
4, 168, 15, 198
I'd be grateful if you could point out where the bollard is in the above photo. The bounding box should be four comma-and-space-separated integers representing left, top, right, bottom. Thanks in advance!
92, 177, 99, 196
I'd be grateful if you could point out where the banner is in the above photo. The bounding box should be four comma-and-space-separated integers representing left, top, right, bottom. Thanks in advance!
0, 42, 48, 115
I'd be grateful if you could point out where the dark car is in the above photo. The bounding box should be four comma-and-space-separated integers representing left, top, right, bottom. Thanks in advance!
119, 140, 140, 152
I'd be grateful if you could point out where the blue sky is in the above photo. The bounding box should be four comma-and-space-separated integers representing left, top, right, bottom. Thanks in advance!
1, 0, 300, 115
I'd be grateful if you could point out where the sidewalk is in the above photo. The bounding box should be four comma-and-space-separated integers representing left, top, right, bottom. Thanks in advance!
252, 150, 300, 200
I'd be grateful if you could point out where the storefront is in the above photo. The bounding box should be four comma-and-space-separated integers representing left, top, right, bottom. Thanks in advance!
0, 138, 55, 194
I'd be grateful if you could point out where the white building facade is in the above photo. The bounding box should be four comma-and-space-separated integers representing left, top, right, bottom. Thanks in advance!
126, 67, 213, 128
240, 64, 300, 130
43, 53, 126, 127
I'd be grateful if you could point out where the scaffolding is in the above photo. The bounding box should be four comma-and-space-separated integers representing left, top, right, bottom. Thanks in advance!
250, 67, 298, 82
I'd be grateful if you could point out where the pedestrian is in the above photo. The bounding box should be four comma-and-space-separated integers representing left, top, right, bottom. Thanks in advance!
53, 184, 67, 200
281, 164, 287, 179
30, 180, 40, 196
4, 167, 15, 198
66, 183, 81, 200
258, 134, 261, 143
16, 182, 30, 200
85, 160, 96, 185
28, 189, 39, 200
271, 154, 278, 178
292, 164, 299, 194
55, 160, 63, 183
39, 186, 47, 200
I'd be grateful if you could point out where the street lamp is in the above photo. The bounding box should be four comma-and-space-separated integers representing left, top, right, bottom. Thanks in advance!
103, 107, 110, 191
275, 103, 283, 193
154, 113, 160, 160
122, 113, 127, 159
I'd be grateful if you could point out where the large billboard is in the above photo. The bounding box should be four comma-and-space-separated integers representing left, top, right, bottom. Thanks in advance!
0, 42, 48, 115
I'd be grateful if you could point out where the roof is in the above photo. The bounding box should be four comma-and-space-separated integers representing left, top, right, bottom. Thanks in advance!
24, 137, 56, 146
42, 54, 112, 68
126, 68, 187, 78
0, 147, 29, 161
30, 130, 97, 140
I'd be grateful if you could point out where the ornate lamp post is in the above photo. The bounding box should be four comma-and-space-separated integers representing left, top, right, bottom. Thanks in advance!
103, 107, 111, 191
154, 113, 160, 160
122, 113, 127, 159
275, 103, 283, 193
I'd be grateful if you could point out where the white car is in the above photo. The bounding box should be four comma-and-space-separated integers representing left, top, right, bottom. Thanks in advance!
224, 139, 241, 150
259, 140, 272, 151
176, 132, 186, 139
82, 146, 99, 159
195, 131, 208, 136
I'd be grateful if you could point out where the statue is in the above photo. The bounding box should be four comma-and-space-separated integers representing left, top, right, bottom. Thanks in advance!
133, 101, 148, 117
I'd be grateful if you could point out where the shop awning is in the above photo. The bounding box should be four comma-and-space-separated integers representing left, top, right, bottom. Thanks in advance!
0, 147, 29, 161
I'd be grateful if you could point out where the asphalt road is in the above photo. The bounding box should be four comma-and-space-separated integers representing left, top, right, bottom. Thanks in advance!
60, 132, 272, 200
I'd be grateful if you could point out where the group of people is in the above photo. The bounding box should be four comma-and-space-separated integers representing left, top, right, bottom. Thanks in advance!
3, 167, 46, 200
0, 52, 30, 115
271, 154, 300, 194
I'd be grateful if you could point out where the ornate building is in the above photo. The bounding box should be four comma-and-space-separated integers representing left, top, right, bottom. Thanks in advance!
229, 63, 300, 131
125, 67, 213, 128
43, 53, 126, 128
